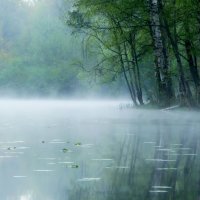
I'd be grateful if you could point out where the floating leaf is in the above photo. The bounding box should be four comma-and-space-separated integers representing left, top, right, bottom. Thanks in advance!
62, 148, 69, 153
71, 164, 79, 168
75, 142, 82, 146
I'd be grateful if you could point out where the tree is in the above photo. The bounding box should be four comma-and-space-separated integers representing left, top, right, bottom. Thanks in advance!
66, 0, 200, 107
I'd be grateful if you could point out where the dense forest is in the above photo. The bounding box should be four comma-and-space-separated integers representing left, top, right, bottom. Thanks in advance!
0, 0, 200, 106
0, 0, 126, 98
66, 0, 200, 107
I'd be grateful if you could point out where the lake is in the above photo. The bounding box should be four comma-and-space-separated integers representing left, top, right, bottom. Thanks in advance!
0, 100, 199, 200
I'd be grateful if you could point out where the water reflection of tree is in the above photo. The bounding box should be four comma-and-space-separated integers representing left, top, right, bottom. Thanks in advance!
68, 119, 200, 200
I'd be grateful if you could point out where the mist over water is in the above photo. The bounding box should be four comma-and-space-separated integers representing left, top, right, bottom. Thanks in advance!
0, 100, 199, 200
0, 0, 200, 199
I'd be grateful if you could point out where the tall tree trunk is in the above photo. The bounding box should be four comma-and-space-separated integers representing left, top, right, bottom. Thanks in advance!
160, 0, 194, 106
148, 0, 173, 107
183, 19, 200, 105
196, 0, 200, 43
120, 54, 138, 106
110, 16, 142, 106
148, 22, 162, 104
123, 41, 142, 105
129, 32, 144, 105
184, 39, 200, 104
115, 35, 138, 106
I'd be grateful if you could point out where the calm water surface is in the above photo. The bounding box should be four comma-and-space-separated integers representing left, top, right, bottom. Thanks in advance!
0, 100, 199, 200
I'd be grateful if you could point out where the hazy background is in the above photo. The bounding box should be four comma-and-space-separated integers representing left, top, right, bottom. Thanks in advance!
0, 0, 129, 99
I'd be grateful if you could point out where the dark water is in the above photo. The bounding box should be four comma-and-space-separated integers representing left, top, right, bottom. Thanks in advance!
0, 100, 199, 200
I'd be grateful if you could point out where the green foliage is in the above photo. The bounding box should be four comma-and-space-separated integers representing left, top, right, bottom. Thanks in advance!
66, 0, 200, 107
0, 0, 123, 97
